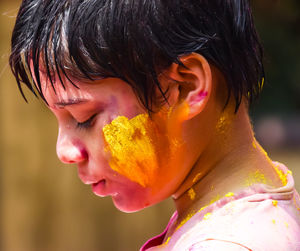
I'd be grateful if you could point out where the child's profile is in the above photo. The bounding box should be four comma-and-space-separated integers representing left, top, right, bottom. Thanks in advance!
9, 0, 300, 250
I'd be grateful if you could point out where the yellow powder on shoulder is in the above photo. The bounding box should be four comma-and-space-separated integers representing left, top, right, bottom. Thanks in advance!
176, 212, 195, 231
273, 164, 288, 186
245, 170, 267, 187
203, 212, 212, 220
161, 237, 171, 247
225, 192, 235, 198
252, 140, 257, 149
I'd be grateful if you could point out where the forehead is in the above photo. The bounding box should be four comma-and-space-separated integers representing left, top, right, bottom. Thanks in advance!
40, 72, 94, 108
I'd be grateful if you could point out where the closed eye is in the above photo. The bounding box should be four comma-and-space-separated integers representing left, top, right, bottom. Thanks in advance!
76, 114, 97, 129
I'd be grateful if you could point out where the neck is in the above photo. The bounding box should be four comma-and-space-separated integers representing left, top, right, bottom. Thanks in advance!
171, 103, 282, 228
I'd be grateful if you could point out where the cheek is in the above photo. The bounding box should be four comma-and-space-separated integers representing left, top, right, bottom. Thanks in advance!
102, 102, 189, 194
102, 114, 158, 188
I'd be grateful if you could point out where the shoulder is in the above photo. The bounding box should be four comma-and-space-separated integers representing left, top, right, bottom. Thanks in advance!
168, 196, 300, 250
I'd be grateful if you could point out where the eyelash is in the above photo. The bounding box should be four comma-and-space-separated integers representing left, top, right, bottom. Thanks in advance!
76, 114, 97, 129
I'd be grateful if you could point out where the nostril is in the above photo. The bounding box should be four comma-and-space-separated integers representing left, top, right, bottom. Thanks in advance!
57, 143, 88, 164
79, 148, 88, 159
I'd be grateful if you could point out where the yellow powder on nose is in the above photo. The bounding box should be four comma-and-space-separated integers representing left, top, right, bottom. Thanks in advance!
272, 200, 278, 207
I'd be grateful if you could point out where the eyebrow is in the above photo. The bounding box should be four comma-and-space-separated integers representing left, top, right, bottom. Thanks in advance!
55, 98, 88, 108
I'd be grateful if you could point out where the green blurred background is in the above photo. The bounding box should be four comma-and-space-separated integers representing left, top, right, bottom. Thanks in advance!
0, 0, 299, 250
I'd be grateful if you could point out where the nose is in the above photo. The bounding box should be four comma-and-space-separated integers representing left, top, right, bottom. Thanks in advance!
56, 129, 87, 164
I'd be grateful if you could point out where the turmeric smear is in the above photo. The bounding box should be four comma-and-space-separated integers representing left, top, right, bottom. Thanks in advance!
103, 101, 189, 191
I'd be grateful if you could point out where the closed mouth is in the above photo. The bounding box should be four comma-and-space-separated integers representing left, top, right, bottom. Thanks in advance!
92, 179, 106, 187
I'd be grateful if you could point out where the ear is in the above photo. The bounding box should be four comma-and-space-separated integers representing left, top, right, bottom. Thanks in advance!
166, 53, 212, 120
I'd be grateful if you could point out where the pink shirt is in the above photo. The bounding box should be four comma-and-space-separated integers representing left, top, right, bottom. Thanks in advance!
141, 163, 300, 250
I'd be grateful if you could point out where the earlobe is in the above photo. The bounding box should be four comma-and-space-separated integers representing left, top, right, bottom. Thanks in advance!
166, 53, 212, 120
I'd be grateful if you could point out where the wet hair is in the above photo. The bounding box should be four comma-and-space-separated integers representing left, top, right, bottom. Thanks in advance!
10, 0, 264, 112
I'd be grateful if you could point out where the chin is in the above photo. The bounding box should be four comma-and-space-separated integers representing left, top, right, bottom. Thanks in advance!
111, 194, 151, 213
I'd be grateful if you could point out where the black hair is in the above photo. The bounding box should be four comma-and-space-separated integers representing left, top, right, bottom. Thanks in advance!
10, 0, 264, 112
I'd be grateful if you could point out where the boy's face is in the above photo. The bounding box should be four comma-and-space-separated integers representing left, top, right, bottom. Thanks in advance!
41, 74, 190, 212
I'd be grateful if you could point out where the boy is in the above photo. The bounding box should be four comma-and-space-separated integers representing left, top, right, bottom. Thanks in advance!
10, 0, 300, 250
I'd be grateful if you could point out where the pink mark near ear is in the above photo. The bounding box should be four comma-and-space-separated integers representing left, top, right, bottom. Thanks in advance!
191, 91, 208, 105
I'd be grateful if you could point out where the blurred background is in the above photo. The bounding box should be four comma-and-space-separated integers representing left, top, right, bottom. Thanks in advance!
0, 0, 299, 250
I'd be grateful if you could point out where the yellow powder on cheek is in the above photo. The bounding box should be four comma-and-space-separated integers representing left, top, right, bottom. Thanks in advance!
102, 114, 158, 187
102, 102, 189, 189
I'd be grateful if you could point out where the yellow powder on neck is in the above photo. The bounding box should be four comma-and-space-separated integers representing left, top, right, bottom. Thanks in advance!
245, 170, 267, 187
188, 188, 196, 200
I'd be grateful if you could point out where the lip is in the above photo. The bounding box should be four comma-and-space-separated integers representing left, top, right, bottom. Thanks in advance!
92, 180, 118, 197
